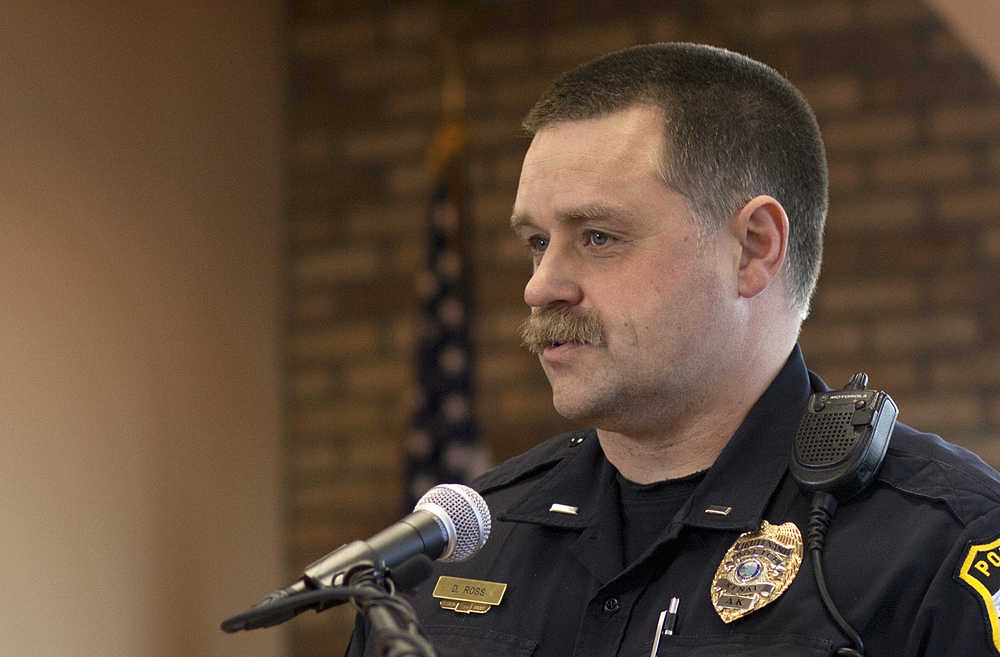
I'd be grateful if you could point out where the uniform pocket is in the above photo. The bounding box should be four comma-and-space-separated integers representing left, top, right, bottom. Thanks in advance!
649, 633, 833, 657
423, 624, 538, 657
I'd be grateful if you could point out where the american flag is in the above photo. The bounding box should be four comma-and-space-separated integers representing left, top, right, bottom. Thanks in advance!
404, 122, 489, 509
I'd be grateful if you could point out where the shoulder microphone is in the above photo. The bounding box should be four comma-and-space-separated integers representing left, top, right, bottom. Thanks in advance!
790, 372, 897, 500
790, 372, 898, 657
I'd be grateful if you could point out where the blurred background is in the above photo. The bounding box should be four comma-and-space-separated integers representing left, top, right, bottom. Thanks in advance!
1, 1, 997, 656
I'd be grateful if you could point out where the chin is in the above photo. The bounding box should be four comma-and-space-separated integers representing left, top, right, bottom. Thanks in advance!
550, 391, 583, 421
550, 392, 605, 425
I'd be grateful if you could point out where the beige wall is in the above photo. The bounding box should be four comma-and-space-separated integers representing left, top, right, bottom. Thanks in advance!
0, 3, 284, 656
929, 0, 1000, 79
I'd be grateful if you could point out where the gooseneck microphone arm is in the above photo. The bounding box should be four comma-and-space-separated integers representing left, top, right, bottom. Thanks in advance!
222, 555, 438, 656
219, 553, 434, 633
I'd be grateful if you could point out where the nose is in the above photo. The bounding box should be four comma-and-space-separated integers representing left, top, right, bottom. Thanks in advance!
523, 247, 583, 309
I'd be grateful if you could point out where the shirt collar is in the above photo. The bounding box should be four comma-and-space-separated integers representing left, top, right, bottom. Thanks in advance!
499, 346, 814, 533
681, 345, 812, 531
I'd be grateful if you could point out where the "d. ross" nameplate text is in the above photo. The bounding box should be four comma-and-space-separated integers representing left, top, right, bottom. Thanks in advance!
432, 576, 507, 614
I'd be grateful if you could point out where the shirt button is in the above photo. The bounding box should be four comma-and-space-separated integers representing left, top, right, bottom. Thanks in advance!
603, 597, 621, 614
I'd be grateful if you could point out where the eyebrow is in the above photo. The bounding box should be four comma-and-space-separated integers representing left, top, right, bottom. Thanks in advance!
510, 203, 632, 231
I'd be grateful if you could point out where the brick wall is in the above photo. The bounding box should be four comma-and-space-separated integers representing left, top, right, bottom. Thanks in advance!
283, 1, 1000, 653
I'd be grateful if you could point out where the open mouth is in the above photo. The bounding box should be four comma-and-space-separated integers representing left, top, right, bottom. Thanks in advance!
544, 341, 581, 354
536, 340, 597, 359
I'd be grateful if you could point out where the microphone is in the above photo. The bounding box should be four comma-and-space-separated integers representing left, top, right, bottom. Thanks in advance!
301, 483, 491, 587
224, 483, 491, 631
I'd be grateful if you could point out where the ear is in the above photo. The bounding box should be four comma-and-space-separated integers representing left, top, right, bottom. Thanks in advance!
728, 195, 789, 299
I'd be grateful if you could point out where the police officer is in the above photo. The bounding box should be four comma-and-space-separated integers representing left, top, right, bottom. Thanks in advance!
348, 43, 1000, 657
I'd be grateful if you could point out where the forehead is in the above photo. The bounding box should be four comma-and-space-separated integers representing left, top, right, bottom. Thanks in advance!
524, 104, 664, 174
512, 105, 676, 226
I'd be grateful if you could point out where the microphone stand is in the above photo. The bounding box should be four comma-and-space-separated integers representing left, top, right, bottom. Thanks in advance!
347, 565, 439, 657
220, 560, 438, 657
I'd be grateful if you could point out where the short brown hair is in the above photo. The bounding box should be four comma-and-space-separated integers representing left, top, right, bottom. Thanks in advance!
524, 43, 828, 318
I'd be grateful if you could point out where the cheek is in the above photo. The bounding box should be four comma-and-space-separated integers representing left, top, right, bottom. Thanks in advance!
628, 273, 726, 348
608, 293, 681, 351
593, 244, 719, 345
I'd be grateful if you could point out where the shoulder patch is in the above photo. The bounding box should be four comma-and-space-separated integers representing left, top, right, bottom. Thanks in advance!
957, 536, 1000, 654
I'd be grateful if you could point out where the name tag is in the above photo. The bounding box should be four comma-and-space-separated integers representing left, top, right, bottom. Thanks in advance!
432, 576, 507, 614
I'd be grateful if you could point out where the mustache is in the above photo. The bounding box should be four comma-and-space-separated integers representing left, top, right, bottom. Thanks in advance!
518, 306, 605, 355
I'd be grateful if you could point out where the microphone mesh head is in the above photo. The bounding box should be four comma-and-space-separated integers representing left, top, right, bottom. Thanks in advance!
414, 484, 491, 562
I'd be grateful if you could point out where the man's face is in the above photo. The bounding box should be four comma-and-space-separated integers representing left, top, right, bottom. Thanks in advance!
511, 105, 740, 435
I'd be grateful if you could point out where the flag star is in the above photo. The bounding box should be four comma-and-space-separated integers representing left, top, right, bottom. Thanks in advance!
440, 346, 466, 375
439, 297, 464, 327
436, 250, 461, 280
443, 394, 470, 422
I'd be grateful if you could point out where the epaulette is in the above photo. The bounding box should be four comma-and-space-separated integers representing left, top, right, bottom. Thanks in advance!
878, 422, 1000, 526
472, 429, 595, 495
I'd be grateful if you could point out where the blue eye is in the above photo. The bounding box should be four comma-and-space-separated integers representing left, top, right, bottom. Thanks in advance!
529, 236, 549, 252
588, 231, 610, 246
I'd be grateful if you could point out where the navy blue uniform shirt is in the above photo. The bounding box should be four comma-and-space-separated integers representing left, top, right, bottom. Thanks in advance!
347, 347, 1000, 656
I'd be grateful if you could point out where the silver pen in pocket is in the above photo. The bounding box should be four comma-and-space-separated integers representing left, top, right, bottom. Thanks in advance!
649, 597, 680, 657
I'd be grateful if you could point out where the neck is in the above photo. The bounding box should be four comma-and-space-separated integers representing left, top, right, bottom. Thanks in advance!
597, 341, 795, 484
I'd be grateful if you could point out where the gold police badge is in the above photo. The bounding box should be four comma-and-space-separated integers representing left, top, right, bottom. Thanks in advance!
711, 520, 803, 623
